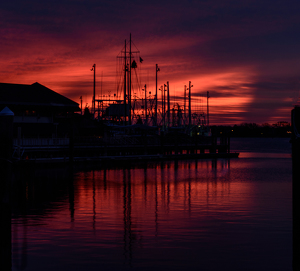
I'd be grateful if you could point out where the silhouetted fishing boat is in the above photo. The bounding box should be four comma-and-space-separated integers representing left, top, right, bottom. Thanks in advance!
7, 35, 238, 164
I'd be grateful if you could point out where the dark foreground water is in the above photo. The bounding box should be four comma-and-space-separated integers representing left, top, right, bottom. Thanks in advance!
11, 138, 292, 271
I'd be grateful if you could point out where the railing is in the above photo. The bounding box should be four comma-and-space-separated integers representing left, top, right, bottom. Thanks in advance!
10, 134, 233, 162
13, 138, 69, 146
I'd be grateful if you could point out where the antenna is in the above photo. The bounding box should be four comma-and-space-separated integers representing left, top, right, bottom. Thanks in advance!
189, 81, 193, 131
155, 64, 160, 126
91, 64, 96, 119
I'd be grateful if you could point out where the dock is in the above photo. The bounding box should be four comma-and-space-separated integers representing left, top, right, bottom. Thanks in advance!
12, 133, 239, 165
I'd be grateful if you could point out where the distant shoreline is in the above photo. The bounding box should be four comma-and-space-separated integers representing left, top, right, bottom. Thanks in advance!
211, 124, 291, 138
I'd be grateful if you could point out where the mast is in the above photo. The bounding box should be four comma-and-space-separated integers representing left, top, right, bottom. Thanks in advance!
145, 84, 147, 125
161, 85, 163, 126
92, 64, 96, 119
100, 71, 103, 120
124, 40, 127, 125
155, 64, 159, 126
188, 81, 193, 131
163, 84, 166, 128
167, 81, 170, 128
184, 85, 186, 123
127, 63, 130, 123
207, 91, 210, 127
129, 33, 132, 125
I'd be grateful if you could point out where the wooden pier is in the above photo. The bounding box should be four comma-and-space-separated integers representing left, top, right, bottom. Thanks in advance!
12, 133, 239, 165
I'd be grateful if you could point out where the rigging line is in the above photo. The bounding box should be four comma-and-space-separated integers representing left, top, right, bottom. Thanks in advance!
116, 57, 120, 97
139, 53, 143, 95
117, 41, 128, 57
101, 71, 103, 98
173, 85, 175, 108
134, 68, 141, 94
137, 55, 142, 94
130, 40, 140, 53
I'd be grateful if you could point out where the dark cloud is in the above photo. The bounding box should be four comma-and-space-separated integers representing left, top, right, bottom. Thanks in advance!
1, 0, 300, 123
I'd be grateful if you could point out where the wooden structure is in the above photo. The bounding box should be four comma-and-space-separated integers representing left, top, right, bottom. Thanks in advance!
12, 129, 237, 164
0, 82, 80, 139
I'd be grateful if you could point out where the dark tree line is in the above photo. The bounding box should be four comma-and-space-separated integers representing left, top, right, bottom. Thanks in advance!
211, 122, 291, 138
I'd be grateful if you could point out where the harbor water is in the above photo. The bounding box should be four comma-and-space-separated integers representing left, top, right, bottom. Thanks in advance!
10, 137, 292, 271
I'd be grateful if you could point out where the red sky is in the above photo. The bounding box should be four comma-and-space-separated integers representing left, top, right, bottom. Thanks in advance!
1, 0, 300, 125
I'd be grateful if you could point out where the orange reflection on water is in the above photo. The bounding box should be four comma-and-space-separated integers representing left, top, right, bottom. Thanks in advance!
11, 157, 292, 271
70, 160, 256, 235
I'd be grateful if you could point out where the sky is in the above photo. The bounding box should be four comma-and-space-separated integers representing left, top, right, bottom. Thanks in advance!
1, 0, 300, 125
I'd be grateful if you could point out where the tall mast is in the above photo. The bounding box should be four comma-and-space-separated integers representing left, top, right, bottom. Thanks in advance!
207, 91, 210, 127
188, 81, 193, 131
184, 85, 186, 123
167, 81, 170, 128
161, 85, 163, 126
129, 33, 132, 125
100, 71, 103, 120
127, 62, 130, 124
163, 84, 166, 128
91, 64, 96, 119
155, 64, 160, 126
145, 84, 147, 125
124, 40, 127, 125
94, 64, 96, 119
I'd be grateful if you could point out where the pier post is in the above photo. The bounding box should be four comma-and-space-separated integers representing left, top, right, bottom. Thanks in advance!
210, 134, 217, 154
0, 107, 14, 162
69, 114, 74, 163
143, 130, 148, 155
194, 135, 198, 155
175, 132, 178, 155
0, 107, 14, 271
160, 131, 165, 156
227, 135, 230, 153
292, 107, 300, 271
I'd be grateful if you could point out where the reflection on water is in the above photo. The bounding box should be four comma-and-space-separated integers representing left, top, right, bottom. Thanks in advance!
10, 155, 292, 271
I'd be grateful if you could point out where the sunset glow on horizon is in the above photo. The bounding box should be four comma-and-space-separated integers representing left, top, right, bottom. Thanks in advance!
1, 0, 299, 125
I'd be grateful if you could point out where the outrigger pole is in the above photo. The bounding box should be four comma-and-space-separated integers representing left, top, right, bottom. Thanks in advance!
155, 64, 160, 126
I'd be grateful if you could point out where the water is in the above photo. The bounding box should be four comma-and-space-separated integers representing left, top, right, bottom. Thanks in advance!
10, 138, 292, 271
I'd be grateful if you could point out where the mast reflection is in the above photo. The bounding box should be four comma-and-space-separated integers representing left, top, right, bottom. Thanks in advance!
12, 218, 27, 270
92, 170, 96, 231
10, 159, 233, 270
143, 166, 147, 205
68, 167, 75, 223
123, 168, 132, 267
155, 165, 159, 237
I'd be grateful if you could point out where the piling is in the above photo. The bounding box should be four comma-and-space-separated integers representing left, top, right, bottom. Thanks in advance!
69, 114, 74, 163
292, 107, 300, 271
0, 107, 14, 161
0, 106, 14, 271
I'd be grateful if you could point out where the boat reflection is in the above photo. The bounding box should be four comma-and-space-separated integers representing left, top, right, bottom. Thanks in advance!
10, 159, 231, 270
18, 157, 293, 271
